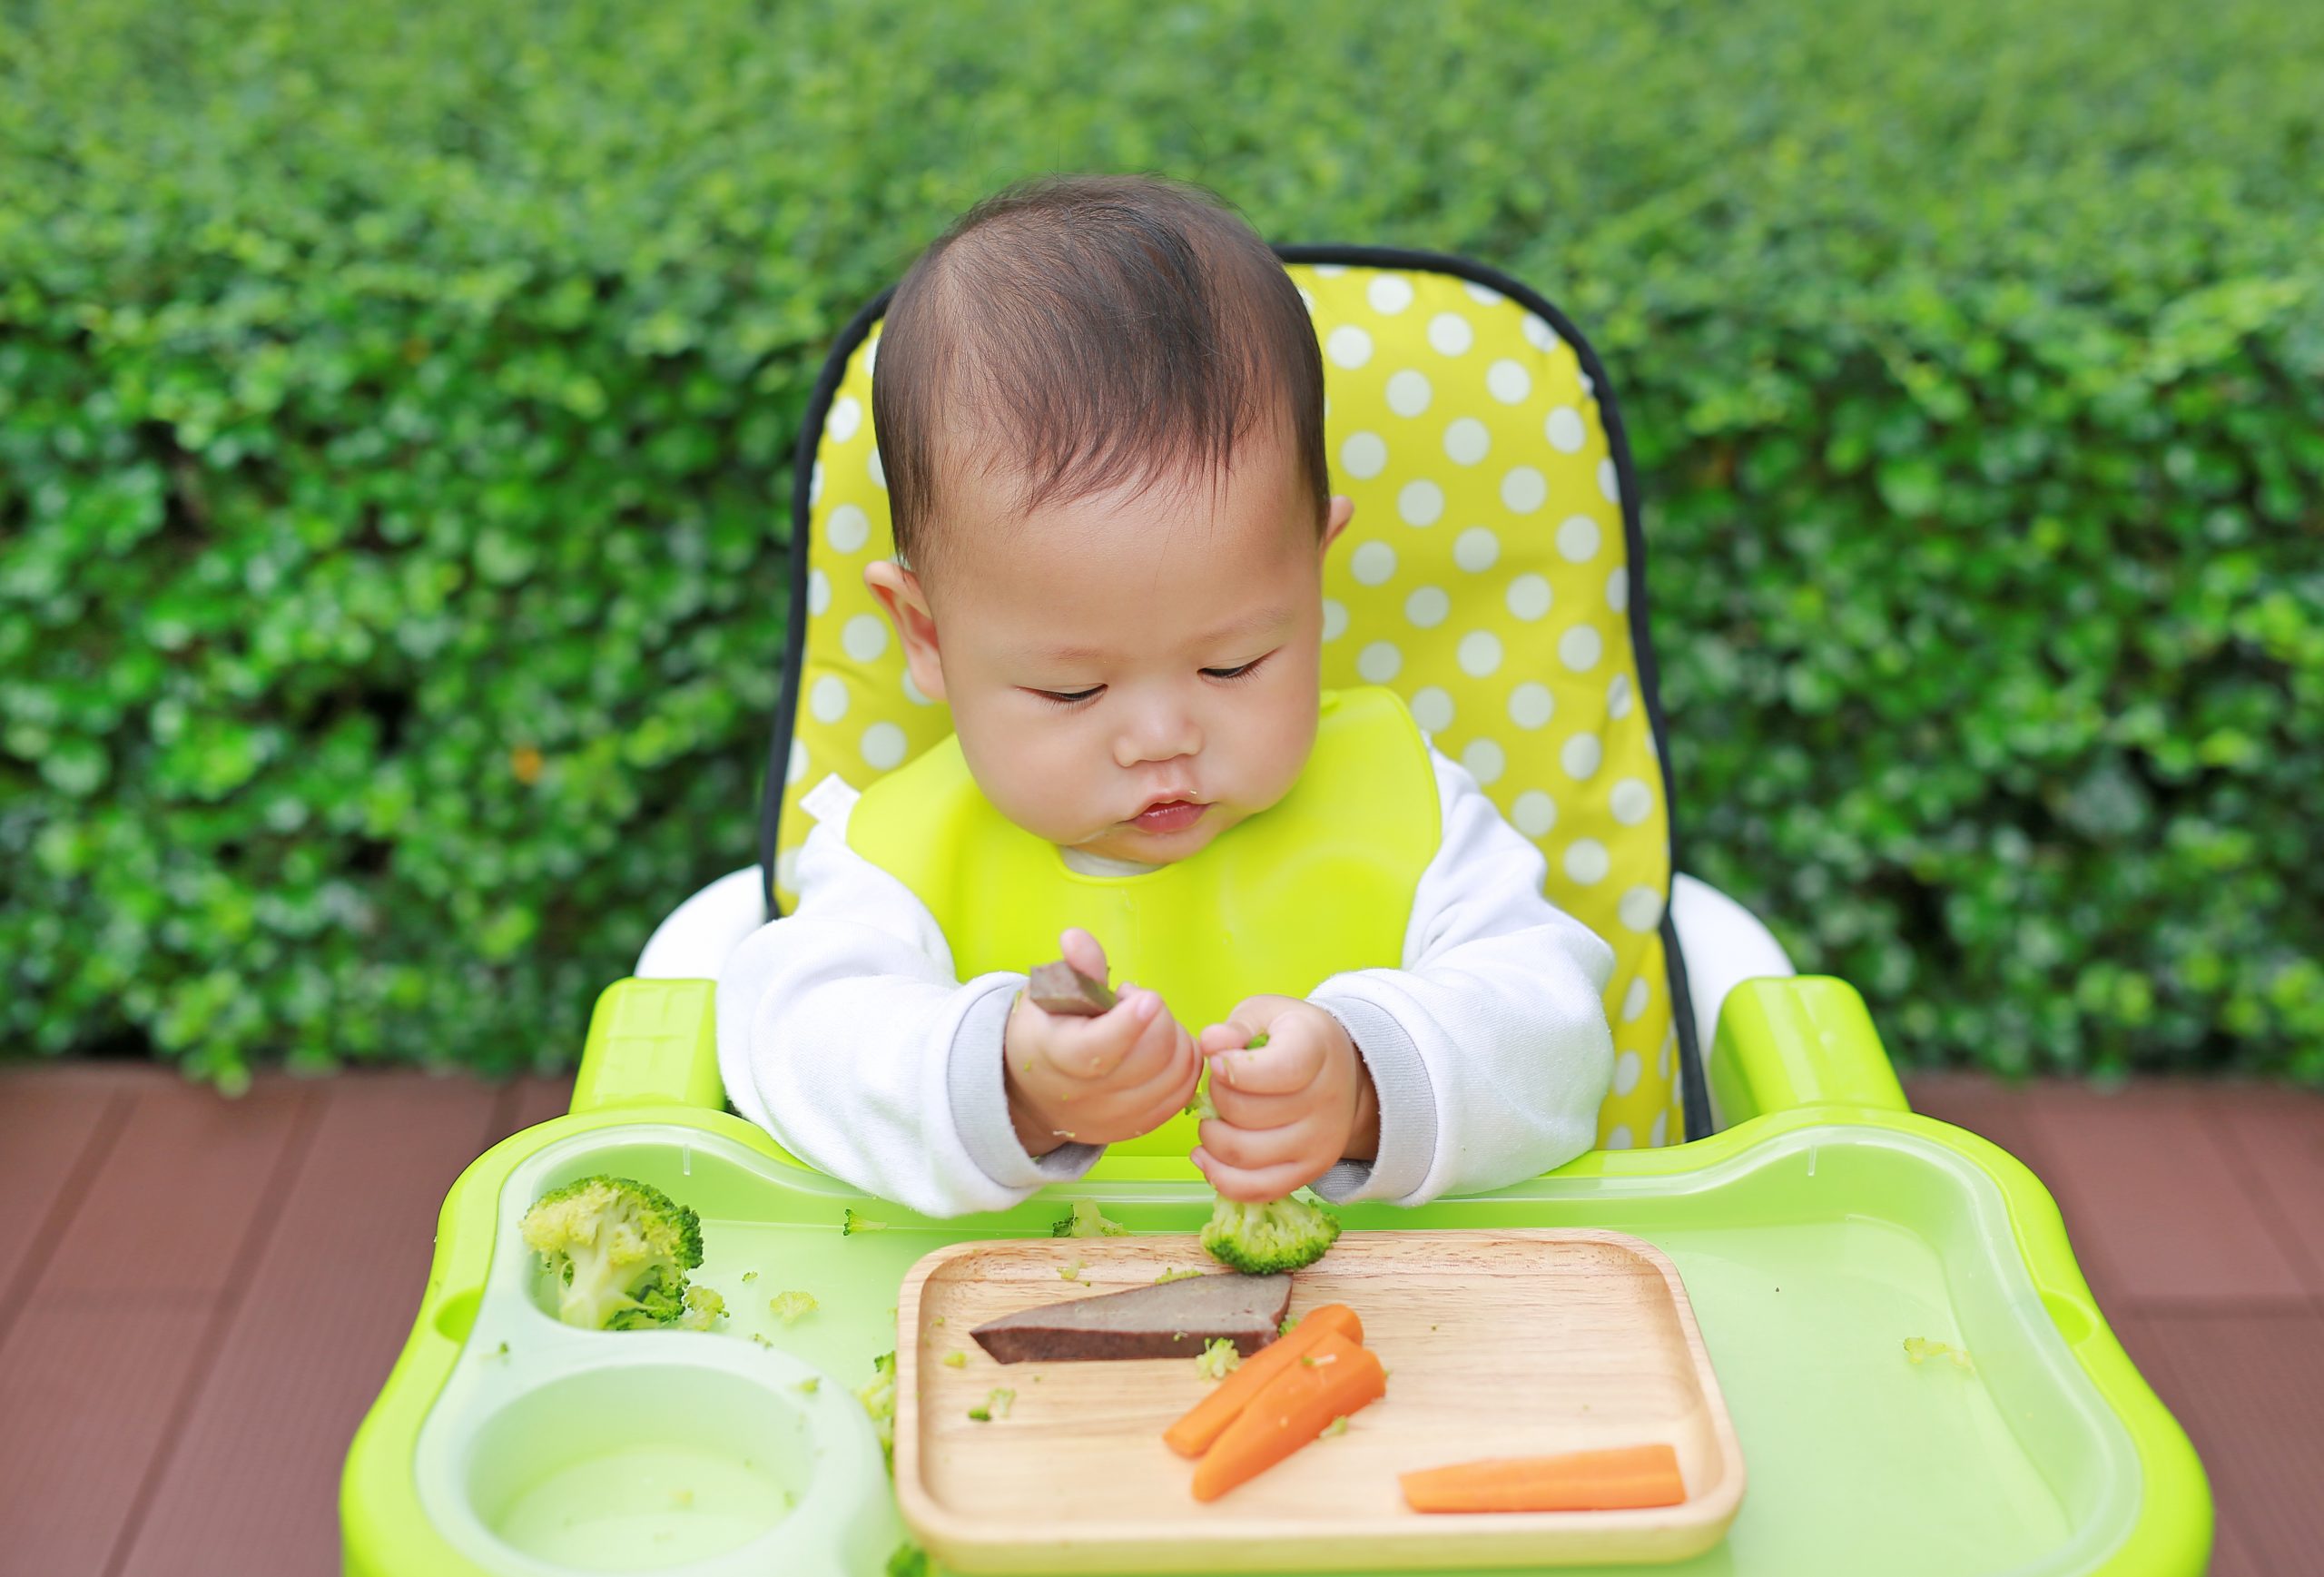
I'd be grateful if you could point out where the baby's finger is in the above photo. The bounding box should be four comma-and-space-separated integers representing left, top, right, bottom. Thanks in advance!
1196, 1113, 1322, 1174
1197, 1020, 1265, 1056
1191, 1147, 1321, 1205
1206, 1028, 1323, 1097
1059, 927, 1109, 987
1051, 988, 1163, 1079
1204, 1079, 1313, 1132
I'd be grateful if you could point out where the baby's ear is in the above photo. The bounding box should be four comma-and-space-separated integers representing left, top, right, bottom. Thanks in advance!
863, 559, 946, 702
1320, 494, 1355, 553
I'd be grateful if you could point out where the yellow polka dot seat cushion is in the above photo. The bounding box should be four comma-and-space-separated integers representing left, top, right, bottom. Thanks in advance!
758, 247, 1706, 1148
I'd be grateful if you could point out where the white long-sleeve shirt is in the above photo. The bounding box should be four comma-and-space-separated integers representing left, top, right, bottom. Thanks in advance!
715, 745, 1617, 1218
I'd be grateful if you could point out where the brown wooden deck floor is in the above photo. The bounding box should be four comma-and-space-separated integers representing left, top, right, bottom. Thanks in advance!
1, 1065, 2317, 1575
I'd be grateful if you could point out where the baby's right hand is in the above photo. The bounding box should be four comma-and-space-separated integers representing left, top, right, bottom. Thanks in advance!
1004, 929, 1199, 1155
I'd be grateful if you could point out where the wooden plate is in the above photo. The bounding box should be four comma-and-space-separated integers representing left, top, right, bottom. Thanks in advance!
894, 1229, 1744, 1572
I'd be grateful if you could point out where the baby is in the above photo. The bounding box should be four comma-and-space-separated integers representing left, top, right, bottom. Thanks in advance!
716, 174, 1616, 1217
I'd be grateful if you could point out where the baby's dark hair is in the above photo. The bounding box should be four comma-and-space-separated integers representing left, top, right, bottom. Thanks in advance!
870, 173, 1328, 578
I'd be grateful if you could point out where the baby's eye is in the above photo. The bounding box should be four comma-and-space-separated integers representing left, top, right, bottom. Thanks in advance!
1203, 654, 1271, 682
1033, 685, 1103, 707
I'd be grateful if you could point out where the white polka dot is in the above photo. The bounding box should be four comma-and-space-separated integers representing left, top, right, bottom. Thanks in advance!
1486, 360, 1531, 405
809, 674, 849, 724
1452, 527, 1500, 572
867, 448, 886, 489
1462, 737, 1505, 786
829, 395, 862, 443
1545, 406, 1585, 453
1325, 325, 1374, 369
826, 504, 870, 554
1604, 1123, 1634, 1151
1461, 281, 1505, 306
1597, 457, 1620, 502
863, 336, 880, 372
1564, 838, 1610, 884
1649, 1110, 1669, 1148
1312, 263, 1346, 277
901, 668, 935, 705
1297, 287, 1316, 313
1613, 1050, 1642, 1097
1608, 673, 1635, 719
1385, 370, 1432, 418
776, 846, 802, 892
1321, 598, 1349, 642
1403, 585, 1449, 628
1442, 418, 1490, 466
1556, 516, 1602, 563
1499, 466, 1547, 515
1357, 641, 1403, 683
1409, 686, 1454, 733
808, 460, 823, 506
1456, 630, 1502, 678
1512, 790, 1559, 837
1426, 311, 1473, 356
1397, 480, 1444, 527
1508, 682, 1555, 730
841, 613, 889, 662
1521, 314, 1562, 353
1340, 431, 1387, 480
1620, 886, 1665, 934
807, 567, 832, 616
786, 736, 809, 785
1505, 574, 1552, 621
1367, 274, 1415, 315
861, 721, 907, 770
1607, 567, 1629, 613
1350, 540, 1396, 586
1559, 625, 1603, 673
1562, 733, 1603, 780
1622, 978, 1649, 1023
1610, 778, 1653, 825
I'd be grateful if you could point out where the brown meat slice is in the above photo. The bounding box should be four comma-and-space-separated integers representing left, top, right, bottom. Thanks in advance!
1026, 960, 1118, 1017
970, 1273, 1292, 1364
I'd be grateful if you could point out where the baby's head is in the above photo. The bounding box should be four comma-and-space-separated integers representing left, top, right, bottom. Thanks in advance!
865, 175, 1353, 865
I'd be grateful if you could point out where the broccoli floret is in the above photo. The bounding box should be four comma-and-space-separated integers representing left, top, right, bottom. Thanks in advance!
674, 1285, 726, 1331
1201, 1194, 1341, 1275
968, 1386, 1016, 1423
858, 1351, 898, 1464
520, 1176, 706, 1331
886, 1542, 929, 1577
1049, 1199, 1129, 1238
842, 1208, 889, 1236
769, 1290, 819, 1326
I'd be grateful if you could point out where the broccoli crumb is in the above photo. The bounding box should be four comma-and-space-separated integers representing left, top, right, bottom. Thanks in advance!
769, 1290, 819, 1326
842, 1208, 889, 1236
1280, 1314, 1300, 1336
1155, 1267, 1205, 1284
1059, 1259, 1085, 1282
1195, 1338, 1242, 1381
1321, 1415, 1350, 1438
1050, 1200, 1130, 1238
796, 1376, 820, 1394
1904, 1336, 1975, 1371
967, 1405, 990, 1422
750, 1333, 773, 1348
858, 1353, 898, 1465
742, 1270, 759, 1284
1300, 1351, 1339, 1367
671, 1488, 694, 1508
490, 1341, 510, 1361
987, 1387, 1016, 1418
942, 1350, 968, 1368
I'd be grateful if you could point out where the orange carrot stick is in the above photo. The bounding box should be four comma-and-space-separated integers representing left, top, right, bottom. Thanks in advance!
1163, 1304, 1364, 1459
1399, 1444, 1687, 1513
1191, 1331, 1385, 1503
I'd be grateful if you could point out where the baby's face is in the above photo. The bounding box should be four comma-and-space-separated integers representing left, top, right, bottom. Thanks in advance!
868, 427, 1352, 865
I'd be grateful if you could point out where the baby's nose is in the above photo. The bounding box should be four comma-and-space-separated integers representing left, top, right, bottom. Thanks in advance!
1113, 699, 1203, 766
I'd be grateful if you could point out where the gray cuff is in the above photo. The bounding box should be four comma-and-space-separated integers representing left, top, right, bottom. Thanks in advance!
946, 980, 1103, 1190
1306, 994, 1437, 1205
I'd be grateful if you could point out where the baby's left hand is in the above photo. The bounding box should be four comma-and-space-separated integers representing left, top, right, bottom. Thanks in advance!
1192, 996, 1379, 1202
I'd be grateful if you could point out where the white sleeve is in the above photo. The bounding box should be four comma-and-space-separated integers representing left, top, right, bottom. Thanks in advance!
714, 791, 1100, 1218
1305, 745, 1617, 1206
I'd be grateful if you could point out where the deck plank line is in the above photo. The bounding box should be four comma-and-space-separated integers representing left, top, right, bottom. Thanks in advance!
2199, 1089, 2324, 1314
0, 1089, 134, 1356
96, 1084, 326, 1577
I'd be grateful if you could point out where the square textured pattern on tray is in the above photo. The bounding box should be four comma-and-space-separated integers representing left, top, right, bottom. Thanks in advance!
894, 1228, 1745, 1572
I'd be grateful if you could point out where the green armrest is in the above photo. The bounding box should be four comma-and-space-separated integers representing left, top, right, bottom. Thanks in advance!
571, 977, 725, 1113
1709, 975, 1908, 1124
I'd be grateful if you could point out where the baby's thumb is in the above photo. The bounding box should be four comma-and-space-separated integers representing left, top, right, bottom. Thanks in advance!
1059, 926, 1109, 985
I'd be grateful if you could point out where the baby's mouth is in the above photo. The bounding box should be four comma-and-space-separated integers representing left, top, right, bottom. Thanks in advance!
1130, 798, 1208, 835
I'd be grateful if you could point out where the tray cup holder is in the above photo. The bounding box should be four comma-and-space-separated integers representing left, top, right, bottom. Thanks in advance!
462, 1358, 816, 1572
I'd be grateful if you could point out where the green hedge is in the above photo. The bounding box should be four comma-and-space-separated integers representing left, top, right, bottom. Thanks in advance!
4, 0, 2319, 1087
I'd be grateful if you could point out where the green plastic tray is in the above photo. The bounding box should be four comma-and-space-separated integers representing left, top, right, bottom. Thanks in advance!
345, 1102, 2206, 1575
